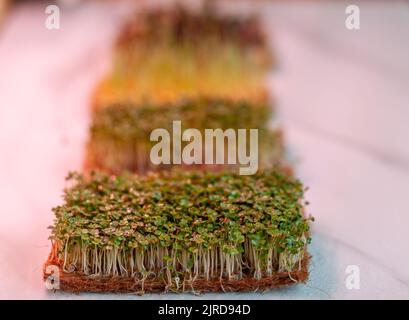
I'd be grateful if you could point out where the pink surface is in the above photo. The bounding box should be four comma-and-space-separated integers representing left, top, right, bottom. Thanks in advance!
0, 0, 408, 299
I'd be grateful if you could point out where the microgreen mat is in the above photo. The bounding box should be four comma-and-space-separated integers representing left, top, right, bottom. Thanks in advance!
50, 169, 312, 283
94, 6, 271, 107
86, 98, 284, 174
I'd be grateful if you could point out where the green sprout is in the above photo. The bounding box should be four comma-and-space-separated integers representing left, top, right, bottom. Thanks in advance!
86, 98, 284, 174
50, 169, 312, 285
94, 6, 272, 107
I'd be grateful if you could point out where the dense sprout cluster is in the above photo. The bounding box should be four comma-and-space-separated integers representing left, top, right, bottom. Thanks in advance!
117, 5, 268, 53
92, 98, 271, 140
51, 169, 311, 256
94, 6, 271, 108
87, 99, 284, 174
95, 42, 268, 107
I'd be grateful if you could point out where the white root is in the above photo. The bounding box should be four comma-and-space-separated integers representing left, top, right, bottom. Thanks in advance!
60, 238, 304, 285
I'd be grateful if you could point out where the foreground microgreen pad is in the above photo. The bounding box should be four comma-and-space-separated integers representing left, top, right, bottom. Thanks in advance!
45, 169, 312, 293
85, 98, 283, 174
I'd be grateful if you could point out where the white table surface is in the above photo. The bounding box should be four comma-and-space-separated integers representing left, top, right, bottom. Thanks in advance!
0, 0, 408, 299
